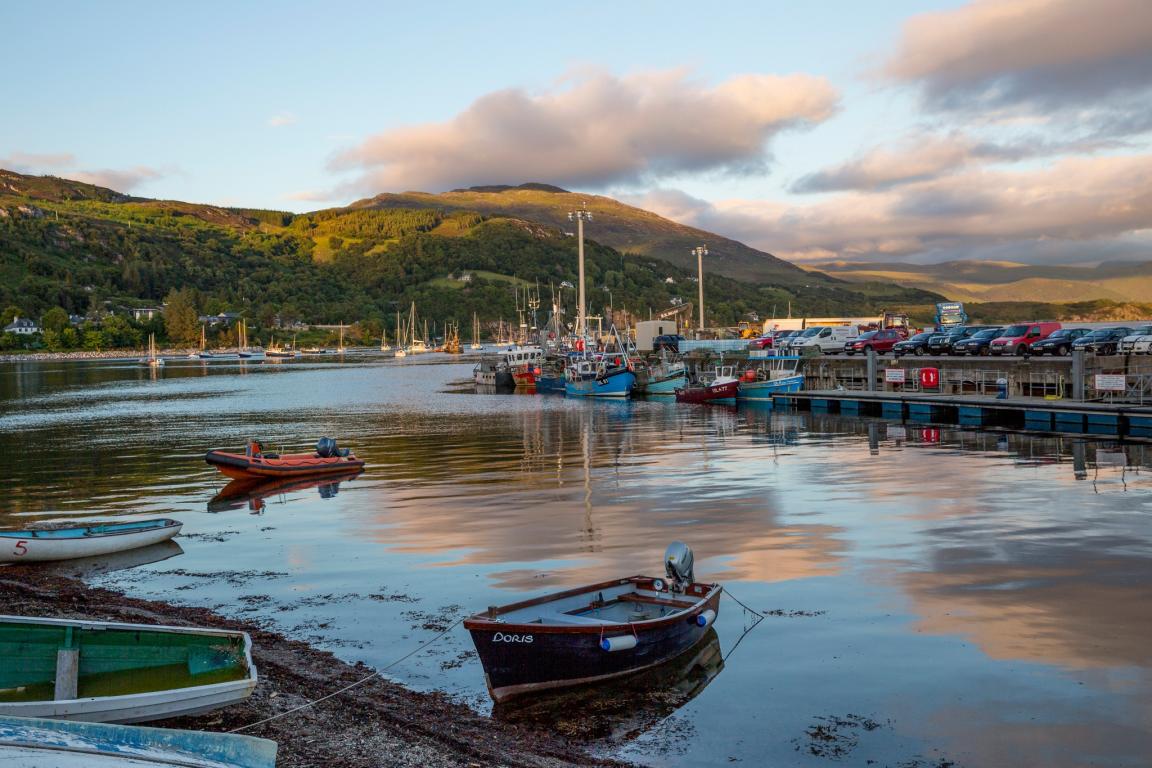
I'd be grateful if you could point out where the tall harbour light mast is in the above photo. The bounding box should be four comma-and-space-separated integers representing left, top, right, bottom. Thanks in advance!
691, 245, 708, 333
568, 202, 592, 336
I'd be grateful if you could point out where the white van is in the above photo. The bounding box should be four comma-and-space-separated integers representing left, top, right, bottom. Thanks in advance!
788, 326, 859, 354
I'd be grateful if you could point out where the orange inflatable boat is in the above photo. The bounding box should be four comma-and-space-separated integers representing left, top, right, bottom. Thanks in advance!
205, 438, 365, 481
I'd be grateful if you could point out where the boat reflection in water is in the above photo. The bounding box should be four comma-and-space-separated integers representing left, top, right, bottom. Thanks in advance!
42, 540, 184, 578
492, 628, 723, 742
207, 470, 364, 513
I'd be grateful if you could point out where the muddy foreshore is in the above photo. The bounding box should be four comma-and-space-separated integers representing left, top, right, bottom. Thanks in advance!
0, 570, 634, 768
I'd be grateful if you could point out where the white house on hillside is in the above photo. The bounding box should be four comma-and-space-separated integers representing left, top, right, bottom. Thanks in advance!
4, 317, 41, 335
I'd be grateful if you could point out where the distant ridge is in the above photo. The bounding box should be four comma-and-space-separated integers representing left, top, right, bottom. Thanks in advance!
451, 183, 570, 194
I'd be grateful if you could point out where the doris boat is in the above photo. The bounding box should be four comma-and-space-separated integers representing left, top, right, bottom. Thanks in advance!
0, 716, 277, 767
0, 616, 257, 723
0, 520, 182, 564
464, 542, 721, 702
205, 438, 364, 481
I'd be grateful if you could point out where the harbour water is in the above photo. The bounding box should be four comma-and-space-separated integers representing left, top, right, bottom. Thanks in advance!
2, 355, 1151, 766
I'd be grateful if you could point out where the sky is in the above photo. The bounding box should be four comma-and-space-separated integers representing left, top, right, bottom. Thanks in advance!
2, 0, 1151, 266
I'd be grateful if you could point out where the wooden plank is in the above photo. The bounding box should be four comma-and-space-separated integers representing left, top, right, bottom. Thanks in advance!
54, 648, 79, 701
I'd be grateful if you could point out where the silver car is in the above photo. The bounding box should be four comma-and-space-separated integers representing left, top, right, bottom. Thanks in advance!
1119, 324, 1152, 354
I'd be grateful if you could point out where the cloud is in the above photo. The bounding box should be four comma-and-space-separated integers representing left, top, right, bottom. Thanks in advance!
882, 0, 1152, 115
329, 68, 838, 194
1, 151, 77, 173
268, 112, 298, 128
70, 166, 166, 192
1, 152, 167, 193
635, 154, 1152, 265
283, 189, 335, 202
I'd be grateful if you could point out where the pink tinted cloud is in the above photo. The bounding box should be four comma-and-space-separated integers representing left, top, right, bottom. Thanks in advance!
329, 68, 839, 195
636, 154, 1152, 264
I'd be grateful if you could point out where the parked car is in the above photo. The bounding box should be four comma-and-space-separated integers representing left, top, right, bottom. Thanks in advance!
789, 326, 860, 355
989, 322, 1063, 356
1029, 327, 1092, 356
748, 335, 775, 350
844, 328, 907, 355
774, 330, 803, 354
893, 331, 935, 356
1118, 324, 1152, 354
1071, 327, 1134, 355
952, 327, 1004, 356
927, 325, 988, 355
653, 334, 685, 353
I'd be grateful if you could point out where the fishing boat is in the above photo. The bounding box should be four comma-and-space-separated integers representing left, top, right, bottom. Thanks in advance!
443, 322, 462, 354
565, 356, 635, 398
503, 346, 543, 387
0, 716, 277, 768
139, 335, 164, 368
464, 542, 720, 702
473, 356, 510, 389
735, 355, 805, 402
0, 616, 257, 723
0, 519, 182, 564
534, 355, 567, 394
263, 335, 299, 359
205, 437, 365, 481
639, 356, 687, 395
675, 365, 740, 405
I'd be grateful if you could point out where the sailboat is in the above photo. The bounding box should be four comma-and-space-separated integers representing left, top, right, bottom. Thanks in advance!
140, 333, 164, 367
337, 324, 347, 355
380, 324, 391, 352
394, 310, 407, 358
406, 303, 428, 354
471, 313, 483, 350
237, 319, 253, 358
188, 325, 213, 359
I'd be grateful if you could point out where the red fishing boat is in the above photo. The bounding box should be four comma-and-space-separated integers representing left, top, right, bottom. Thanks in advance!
674, 366, 740, 404
205, 438, 364, 481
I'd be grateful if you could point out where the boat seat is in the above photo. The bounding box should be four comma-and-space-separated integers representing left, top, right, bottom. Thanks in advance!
541, 613, 614, 626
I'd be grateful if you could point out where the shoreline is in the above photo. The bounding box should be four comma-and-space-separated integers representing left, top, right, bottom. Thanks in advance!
0, 570, 632, 768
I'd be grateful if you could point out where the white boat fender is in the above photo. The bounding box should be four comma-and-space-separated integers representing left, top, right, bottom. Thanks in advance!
600, 634, 638, 652
695, 609, 716, 628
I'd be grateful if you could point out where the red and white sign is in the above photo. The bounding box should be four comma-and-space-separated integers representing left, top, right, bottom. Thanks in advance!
884, 368, 906, 383
919, 367, 940, 388
1094, 374, 1126, 391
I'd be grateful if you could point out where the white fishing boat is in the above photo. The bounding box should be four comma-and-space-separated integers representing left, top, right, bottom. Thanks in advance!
0, 519, 182, 564
0, 616, 258, 723
0, 716, 276, 767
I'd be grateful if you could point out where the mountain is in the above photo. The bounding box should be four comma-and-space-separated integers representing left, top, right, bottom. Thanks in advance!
814, 259, 1152, 304
0, 169, 941, 338
349, 184, 824, 286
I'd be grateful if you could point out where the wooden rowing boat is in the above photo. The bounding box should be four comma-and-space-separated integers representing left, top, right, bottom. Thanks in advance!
464, 542, 720, 702
0, 520, 182, 564
0, 715, 277, 767
0, 616, 257, 724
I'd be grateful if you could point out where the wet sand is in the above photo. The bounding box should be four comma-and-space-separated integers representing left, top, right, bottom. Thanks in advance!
0, 570, 632, 768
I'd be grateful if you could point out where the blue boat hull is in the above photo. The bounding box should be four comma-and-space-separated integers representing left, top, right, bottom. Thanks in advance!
736, 374, 804, 402
536, 374, 566, 394
566, 370, 636, 398
643, 372, 687, 395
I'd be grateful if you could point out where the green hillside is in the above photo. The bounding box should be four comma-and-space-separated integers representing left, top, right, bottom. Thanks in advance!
0, 169, 941, 348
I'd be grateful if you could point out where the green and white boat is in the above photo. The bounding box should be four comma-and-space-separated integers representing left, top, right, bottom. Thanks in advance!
0, 616, 257, 724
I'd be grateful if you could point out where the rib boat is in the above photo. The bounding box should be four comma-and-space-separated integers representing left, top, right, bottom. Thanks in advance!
0, 520, 182, 564
0, 616, 257, 723
464, 542, 720, 702
205, 438, 364, 481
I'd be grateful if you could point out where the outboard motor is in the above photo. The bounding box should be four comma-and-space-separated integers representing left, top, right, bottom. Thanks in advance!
316, 436, 338, 458
664, 541, 695, 593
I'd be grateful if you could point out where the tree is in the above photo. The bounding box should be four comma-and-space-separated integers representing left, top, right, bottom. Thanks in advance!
42, 307, 70, 334
163, 288, 200, 346
2, 305, 21, 324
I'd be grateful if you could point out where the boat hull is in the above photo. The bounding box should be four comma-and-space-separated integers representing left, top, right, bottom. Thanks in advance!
565, 370, 636, 398
535, 374, 566, 394
675, 379, 740, 404
643, 371, 687, 395
204, 450, 365, 481
736, 374, 804, 402
465, 579, 721, 702
0, 520, 182, 564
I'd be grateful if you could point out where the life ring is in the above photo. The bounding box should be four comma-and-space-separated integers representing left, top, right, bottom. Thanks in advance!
575, 338, 585, 352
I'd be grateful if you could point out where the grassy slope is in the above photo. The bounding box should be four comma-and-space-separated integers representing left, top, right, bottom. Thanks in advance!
348, 184, 834, 286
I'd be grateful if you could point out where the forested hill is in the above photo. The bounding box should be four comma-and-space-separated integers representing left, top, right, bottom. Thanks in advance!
0, 169, 941, 338
349, 184, 816, 285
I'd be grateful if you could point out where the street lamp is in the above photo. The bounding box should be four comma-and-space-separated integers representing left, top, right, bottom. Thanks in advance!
567, 202, 593, 336
691, 245, 708, 333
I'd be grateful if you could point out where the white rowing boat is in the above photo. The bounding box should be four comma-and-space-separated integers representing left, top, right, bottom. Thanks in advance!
0, 715, 276, 767
0, 519, 182, 564
0, 616, 258, 724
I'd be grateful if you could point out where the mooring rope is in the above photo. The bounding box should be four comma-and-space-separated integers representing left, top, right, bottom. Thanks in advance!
228, 617, 464, 734
721, 587, 766, 661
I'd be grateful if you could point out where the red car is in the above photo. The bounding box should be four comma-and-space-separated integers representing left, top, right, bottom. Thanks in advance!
844, 328, 907, 355
747, 335, 775, 350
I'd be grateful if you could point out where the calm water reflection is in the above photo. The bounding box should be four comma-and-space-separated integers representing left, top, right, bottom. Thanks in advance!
2, 356, 1151, 767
